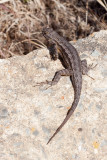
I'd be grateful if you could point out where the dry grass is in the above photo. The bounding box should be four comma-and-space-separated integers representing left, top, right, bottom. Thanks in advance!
0, 0, 46, 58
0, 0, 107, 58
97, 0, 107, 11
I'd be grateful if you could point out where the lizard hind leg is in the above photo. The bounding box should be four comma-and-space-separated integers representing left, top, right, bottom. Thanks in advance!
49, 69, 73, 86
36, 69, 73, 88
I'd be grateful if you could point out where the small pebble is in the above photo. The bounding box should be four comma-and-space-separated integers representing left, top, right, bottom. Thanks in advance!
0, 108, 8, 119
91, 50, 101, 57
78, 128, 83, 132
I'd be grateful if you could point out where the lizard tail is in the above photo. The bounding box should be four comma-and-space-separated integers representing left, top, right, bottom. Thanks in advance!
47, 95, 79, 144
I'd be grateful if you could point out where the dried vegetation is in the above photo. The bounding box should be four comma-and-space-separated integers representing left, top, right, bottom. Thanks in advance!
0, 0, 107, 58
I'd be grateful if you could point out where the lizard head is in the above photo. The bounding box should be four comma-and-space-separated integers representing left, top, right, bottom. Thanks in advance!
42, 27, 54, 39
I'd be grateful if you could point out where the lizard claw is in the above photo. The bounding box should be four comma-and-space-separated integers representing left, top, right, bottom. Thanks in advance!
86, 74, 94, 80
88, 63, 97, 70
45, 84, 52, 90
86, 63, 97, 80
33, 80, 52, 88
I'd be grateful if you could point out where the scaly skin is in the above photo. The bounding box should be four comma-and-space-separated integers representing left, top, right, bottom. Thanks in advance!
42, 28, 87, 144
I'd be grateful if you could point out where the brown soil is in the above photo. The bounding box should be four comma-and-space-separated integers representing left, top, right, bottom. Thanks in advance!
0, 0, 107, 58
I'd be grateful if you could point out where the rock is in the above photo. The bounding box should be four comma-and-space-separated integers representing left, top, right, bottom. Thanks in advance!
0, 30, 107, 160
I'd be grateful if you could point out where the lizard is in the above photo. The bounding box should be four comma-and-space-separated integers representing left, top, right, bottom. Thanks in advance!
40, 27, 89, 144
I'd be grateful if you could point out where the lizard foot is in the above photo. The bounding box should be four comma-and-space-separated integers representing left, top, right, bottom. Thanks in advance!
88, 63, 97, 70
86, 63, 97, 80
34, 80, 53, 89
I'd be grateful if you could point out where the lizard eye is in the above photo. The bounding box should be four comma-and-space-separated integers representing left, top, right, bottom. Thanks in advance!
42, 28, 53, 35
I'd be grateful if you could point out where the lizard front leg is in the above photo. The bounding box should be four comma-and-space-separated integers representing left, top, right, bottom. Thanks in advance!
48, 42, 59, 60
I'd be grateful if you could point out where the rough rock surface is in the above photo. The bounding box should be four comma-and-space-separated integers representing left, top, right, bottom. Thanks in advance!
0, 30, 107, 160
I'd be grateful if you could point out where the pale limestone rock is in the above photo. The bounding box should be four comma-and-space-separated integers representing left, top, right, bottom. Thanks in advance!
0, 30, 107, 160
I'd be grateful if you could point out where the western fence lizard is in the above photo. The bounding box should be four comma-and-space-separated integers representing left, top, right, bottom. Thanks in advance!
41, 28, 89, 144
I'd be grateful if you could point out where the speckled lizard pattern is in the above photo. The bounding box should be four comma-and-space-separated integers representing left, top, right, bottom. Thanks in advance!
42, 28, 89, 144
